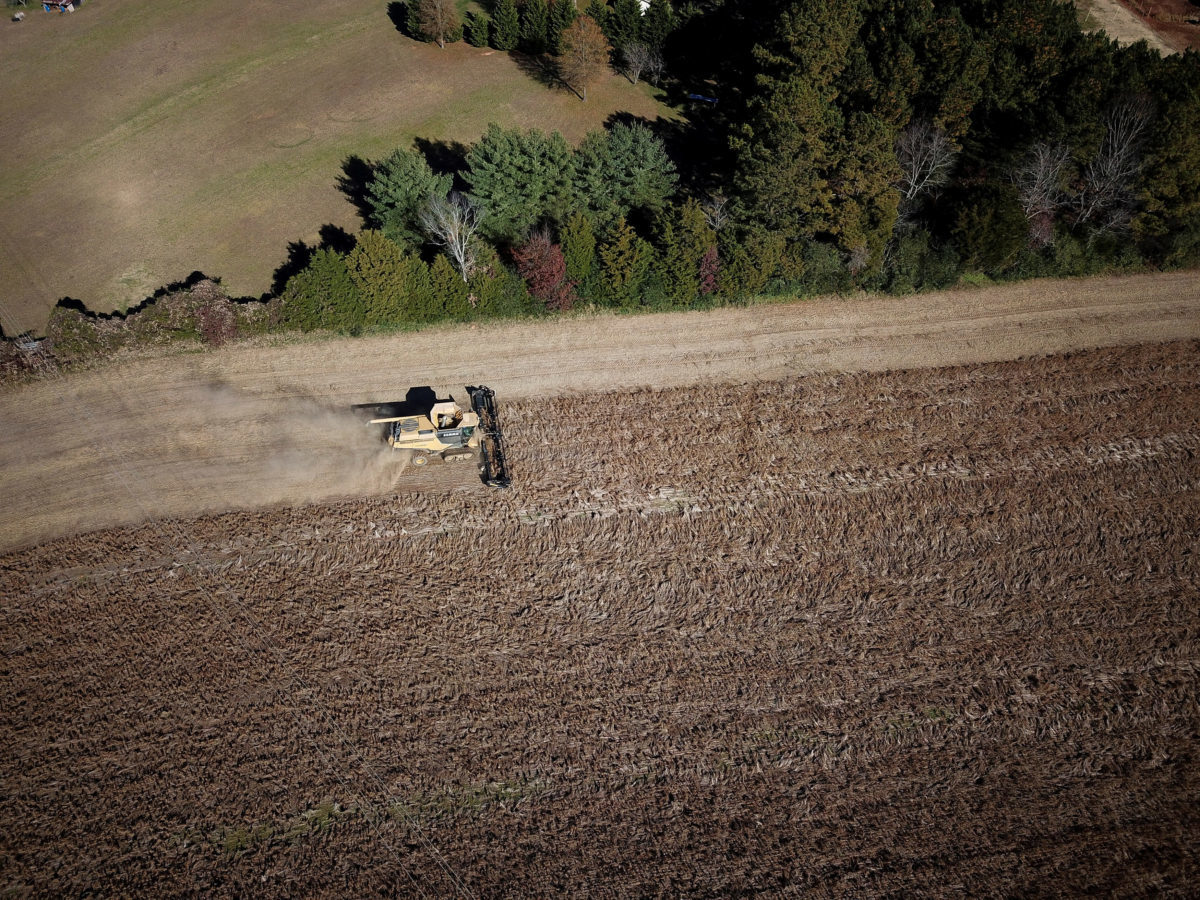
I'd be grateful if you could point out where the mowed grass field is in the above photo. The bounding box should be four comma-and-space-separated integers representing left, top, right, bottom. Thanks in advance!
0, 0, 668, 334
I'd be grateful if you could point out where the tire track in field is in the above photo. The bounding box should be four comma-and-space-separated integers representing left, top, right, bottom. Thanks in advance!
1, 273, 1198, 552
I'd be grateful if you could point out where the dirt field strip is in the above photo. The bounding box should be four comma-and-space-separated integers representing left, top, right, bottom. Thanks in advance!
1, 271, 1198, 553
1082, 0, 1178, 52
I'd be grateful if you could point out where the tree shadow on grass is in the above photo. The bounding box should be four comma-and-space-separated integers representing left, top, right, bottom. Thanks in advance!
511, 51, 568, 92
413, 137, 472, 191
338, 154, 376, 225
270, 226, 358, 295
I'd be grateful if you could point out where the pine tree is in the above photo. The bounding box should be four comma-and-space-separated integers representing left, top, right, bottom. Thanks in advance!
605, 0, 641, 54
561, 210, 597, 287
367, 148, 453, 249
599, 216, 649, 307
279, 249, 365, 333
491, 0, 520, 50
346, 230, 411, 328
548, 0, 578, 55
585, 0, 608, 32
465, 10, 490, 47
573, 122, 677, 226
658, 199, 715, 305
730, 0, 899, 263
429, 255, 472, 319
465, 124, 576, 242
521, 0, 551, 54
640, 0, 674, 51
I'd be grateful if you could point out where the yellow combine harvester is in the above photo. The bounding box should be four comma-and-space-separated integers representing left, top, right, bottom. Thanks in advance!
354, 386, 510, 487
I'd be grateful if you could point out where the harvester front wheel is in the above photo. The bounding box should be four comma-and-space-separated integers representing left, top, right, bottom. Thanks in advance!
410, 452, 430, 467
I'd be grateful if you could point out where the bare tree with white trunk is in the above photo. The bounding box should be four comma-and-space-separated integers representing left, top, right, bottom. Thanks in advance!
621, 42, 653, 84
420, 192, 484, 282
700, 192, 732, 232
1011, 142, 1071, 246
894, 119, 957, 228
1076, 94, 1154, 235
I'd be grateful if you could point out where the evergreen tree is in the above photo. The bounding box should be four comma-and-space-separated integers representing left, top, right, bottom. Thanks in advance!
521, 0, 551, 54
465, 124, 577, 242
491, 0, 520, 50
345, 230, 411, 328
659, 199, 715, 305
561, 210, 597, 288
599, 216, 650, 307
367, 148, 453, 249
605, 0, 642, 54
641, 0, 675, 51
465, 10, 490, 47
730, 0, 899, 264
548, 0, 578, 55
573, 122, 676, 227
585, 0, 608, 32
279, 250, 365, 333
429, 255, 472, 319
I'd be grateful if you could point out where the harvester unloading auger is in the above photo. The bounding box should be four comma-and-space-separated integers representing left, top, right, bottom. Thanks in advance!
353, 386, 510, 488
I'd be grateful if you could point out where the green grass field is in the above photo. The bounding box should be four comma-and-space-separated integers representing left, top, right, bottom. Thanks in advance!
0, 0, 670, 333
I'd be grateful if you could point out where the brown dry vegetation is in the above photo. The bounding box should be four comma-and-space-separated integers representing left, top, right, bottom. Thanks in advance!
3, 340, 1199, 895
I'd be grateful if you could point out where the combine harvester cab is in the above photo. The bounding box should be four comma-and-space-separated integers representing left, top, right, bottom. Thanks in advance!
354, 386, 510, 488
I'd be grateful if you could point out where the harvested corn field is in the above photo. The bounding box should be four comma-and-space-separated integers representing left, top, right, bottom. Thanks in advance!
3, 340, 1200, 895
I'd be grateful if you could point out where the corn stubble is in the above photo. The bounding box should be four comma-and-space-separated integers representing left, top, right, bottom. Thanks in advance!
3, 341, 1199, 895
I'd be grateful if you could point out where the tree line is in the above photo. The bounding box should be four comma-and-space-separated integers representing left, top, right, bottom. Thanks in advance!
27, 0, 1199, 368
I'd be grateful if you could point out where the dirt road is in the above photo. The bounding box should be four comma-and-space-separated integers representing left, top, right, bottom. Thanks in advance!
2, 271, 1198, 552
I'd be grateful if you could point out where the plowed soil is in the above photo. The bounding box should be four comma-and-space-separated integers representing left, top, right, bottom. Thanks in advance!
1, 271, 1199, 553
3, 339, 1199, 896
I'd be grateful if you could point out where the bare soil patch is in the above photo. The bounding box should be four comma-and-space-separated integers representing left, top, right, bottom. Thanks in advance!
1079, 0, 1199, 51
3, 340, 1198, 895
1, 271, 1197, 552
0, 0, 668, 334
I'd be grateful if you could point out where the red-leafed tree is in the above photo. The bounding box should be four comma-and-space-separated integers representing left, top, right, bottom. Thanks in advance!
698, 246, 719, 296
513, 230, 577, 310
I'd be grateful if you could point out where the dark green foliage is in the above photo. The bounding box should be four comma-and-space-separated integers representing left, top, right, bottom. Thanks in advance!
730, 0, 899, 262
605, 0, 642, 53
520, 0, 551, 54
883, 229, 961, 294
471, 264, 539, 318
548, 0, 577, 54
406, 0, 423, 39
573, 122, 677, 228
1134, 56, 1200, 267
491, 0, 519, 50
429, 255, 473, 319
561, 210, 598, 295
585, 0, 608, 33
951, 183, 1028, 274
599, 216, 653, 307
641, 0, 675, 51
659, 198, 716, 305
278, 250, 366, 333
367, 148, 453, 249
345, 230, 414, 328
717, 226, 785, 298
466, 124, 577, 243
465, 11, 490, 47
796, 240, 852, 297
